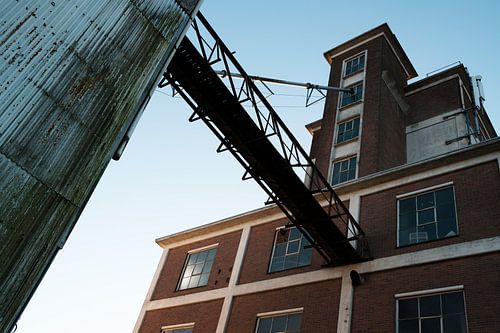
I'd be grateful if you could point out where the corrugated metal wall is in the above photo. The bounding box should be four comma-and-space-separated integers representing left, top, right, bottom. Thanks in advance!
0, 0, 201, 331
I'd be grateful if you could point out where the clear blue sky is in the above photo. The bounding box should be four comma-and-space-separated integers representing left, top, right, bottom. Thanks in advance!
17, 1, 499, 332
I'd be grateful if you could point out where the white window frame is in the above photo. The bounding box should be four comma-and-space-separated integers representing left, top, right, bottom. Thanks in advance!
335, 117, 361, 144
176, 244, 218, 291
268, 226, 312, 273
395, 286, 468, 333
255, 308, 304, 333
331, 155, 358, 185
343, 52, 366, 77
396, 183, 459, 247
339, 81, 364, 108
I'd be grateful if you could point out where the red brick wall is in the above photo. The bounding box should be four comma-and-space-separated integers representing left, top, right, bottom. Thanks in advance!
359, 161, 500, 258
139, 299, 223, 333
351, 253, 500, 333
151, 230, 242, 300
373, 40, 408, 172
238, 217, 325, 285
226, 279, 341, 333
406, 77, 462, 125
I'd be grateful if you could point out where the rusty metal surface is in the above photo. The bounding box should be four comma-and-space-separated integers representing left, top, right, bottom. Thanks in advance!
0, 0, 200, 331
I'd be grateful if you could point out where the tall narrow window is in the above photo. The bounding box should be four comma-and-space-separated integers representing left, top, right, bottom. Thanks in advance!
331, 156, 357, 185
256, 311, 302, 333
269, 227, 312, 273
340, 82, 363, 107
345, 54, 365, 76
177, 247, 217, 290
336, 117, 360, 144
398, 186, 457, 246
397, 291, 467, 333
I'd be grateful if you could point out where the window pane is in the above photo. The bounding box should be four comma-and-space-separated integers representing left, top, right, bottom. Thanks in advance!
398, 298, 418, 319
284, 253, 299, 269
273, 243, 286, 257
202, 260, 213, 274
418, 223, 437, 242
183, 264, 195, 277
332, 162, 341, 184
418, 209, 435, 225
399, 198, 416, 215
271, 316, 286, 332
435, 187, 454, 204
270, 257, 285, 272
286, 313, 302, 332
179, 277, 190, 290
399, 212, 416, 232
442, 292, 465, 315
257, 318, 272, 333
289, 228, 301, 240
398, 319, 419, 333
188, 275, 200, 288
443, 313, 467, 333
207, 248, 217, 260
420, 295, 441, 317
352, 118, 360, 137
187, 253, 198, 265
421, 317, 441, 333
287, 240, 300, 254
339, 169, 349, 183
437, 218, 458, 238
298, 248, 312, 266
417, 192, 434, 209
197, 250, 208, 263
198, 273, 209, 286
193, 263, 204, 275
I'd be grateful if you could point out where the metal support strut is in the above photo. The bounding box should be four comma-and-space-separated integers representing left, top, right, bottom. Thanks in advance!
161, 12, 370, 264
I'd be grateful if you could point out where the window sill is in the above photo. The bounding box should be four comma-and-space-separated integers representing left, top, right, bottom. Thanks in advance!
396, 233, 459, 249
339, 100, 363, 111
335, 137, 359, 147
267, 263, 311, 274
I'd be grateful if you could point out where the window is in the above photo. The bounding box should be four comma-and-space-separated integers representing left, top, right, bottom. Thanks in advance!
345, 54, 365, 76
398, 186, 457, 246
331, 156, 357, 185
397, 291, 467, 333
340, 82, 363, 107
177, 247, 217, 290
256, 312, 302, 333
269, 227, 312, 273
336, 118, 360, 144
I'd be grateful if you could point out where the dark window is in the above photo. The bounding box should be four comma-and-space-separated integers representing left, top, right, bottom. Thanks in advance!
331, 156, 357, 185
336, 118, 360, 143
269, 227, 312, 273
177, 247, 217, 290
345, 54, 365, 76
340, 82, 363, 107
398, 187, 457, 246
256, 312, 302, 333
397, 291, 467, 333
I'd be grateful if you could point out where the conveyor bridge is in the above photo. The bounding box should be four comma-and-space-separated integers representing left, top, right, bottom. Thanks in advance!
163, 13, 370, 264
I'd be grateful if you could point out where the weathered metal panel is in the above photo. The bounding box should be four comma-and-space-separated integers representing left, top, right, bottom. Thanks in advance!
0, 0, 201, 331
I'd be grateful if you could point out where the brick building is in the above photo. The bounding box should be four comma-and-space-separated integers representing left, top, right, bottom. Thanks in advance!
133, 24, 500, 333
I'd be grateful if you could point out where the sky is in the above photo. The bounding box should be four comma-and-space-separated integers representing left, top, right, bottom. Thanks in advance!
16, 1, 500, 332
